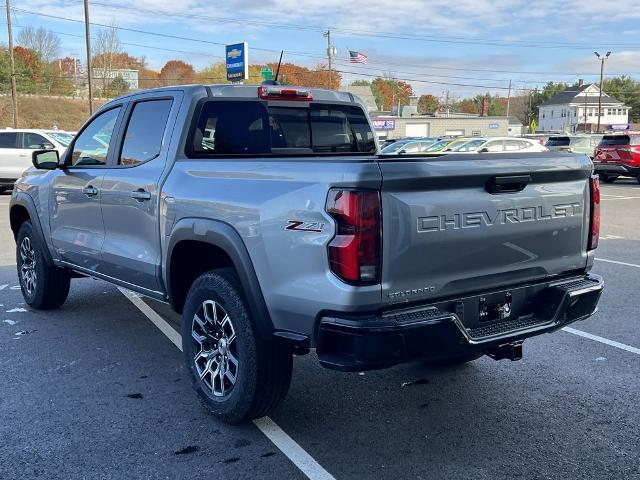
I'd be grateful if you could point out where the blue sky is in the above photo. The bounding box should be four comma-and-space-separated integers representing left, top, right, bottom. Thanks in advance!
3, 0, 640, 98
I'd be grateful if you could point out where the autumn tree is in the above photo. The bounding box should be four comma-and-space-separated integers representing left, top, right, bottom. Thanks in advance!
367, 78, 414, 111
417, 94, 440, 114
159, 60, 195, 86
17, 26, 60, 61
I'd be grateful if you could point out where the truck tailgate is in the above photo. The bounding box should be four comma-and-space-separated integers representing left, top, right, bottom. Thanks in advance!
378, 153, 593, 306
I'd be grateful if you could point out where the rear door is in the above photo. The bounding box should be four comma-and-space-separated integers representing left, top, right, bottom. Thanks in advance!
0, 131, 28, 181
378, 154, 591, 306
98, 93, 180, 293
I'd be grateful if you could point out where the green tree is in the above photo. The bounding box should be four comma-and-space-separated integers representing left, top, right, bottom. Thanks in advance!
107, 76, 129, 97
603, 76, 640, 123
417, 94, 439, 114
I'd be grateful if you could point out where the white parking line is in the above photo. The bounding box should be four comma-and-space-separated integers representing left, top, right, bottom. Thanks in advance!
118, 287, 336, 480
595, 258, 640, 269
562, 327, 640, 356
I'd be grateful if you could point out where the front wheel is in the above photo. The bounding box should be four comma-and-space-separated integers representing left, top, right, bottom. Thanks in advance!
16, 221, 71, 309
636, 175, 640, 185
600, 174, 617, 184
182, 270, 292, 424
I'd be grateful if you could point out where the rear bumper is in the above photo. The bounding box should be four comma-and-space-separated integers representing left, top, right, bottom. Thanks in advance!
593, 163, 640, 177
316, 274, 603, 371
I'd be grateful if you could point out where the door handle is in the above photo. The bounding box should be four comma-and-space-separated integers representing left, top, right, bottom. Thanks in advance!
82, 186, 99, 197
131, 189, 152, 201
486, 175, 531, 194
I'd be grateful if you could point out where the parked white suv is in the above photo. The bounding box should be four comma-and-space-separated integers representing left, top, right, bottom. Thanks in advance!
449, 137, 549, 154
0, 129, 73, 192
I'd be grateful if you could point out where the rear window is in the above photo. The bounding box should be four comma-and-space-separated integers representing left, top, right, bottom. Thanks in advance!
190, 101, 375, 156
598, 135, 640, 146
546, 136, 571, 147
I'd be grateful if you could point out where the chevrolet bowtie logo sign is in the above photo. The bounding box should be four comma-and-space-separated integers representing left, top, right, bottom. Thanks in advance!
227, 49, 242, 59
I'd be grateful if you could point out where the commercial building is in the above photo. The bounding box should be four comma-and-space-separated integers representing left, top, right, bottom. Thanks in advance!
537, 81, 630, 133
371, 113, 510, 140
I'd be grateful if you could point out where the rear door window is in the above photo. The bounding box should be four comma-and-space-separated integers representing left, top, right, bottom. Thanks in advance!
505, 139, 523, 151
119, 99, 173, 166
0, 132, 19, 148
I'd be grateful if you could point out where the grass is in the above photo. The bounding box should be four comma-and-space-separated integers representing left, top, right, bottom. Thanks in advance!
0, 96, 107, 131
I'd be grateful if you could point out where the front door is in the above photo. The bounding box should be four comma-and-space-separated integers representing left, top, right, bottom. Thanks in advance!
98, 95, 177, 293
49, 106, 123, 271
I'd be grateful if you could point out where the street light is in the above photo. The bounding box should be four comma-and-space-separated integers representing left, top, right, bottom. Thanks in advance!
594, 51, 611, 133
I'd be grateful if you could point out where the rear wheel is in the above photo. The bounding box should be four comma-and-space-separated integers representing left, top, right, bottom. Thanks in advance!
182, 270, 292, 424
16, 221, 70, 309
599, 174, 617, 184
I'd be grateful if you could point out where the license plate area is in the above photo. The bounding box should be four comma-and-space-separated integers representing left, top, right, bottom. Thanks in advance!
479, 292, 512, 323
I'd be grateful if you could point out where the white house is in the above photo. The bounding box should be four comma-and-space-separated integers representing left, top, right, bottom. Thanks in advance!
537, 81, 630, 133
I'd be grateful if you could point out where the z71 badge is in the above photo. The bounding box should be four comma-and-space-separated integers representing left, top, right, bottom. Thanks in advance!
285, 221, 325, 233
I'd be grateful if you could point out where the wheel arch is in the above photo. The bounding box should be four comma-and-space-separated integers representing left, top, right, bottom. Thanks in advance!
166, 218, 274, 339
9, 192, 54, 267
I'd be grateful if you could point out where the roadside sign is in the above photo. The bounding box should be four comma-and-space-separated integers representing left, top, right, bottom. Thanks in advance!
226, 42, 249, 82
372, 119, 396, 130
261, 67, 273, 81
609, 124, 630, 130
489, 123, 499, 129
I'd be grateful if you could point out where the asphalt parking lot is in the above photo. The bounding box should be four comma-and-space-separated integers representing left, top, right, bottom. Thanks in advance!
1, 181, 640, 480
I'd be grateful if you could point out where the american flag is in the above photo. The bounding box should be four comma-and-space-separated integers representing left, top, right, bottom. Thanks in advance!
349, 50, 368, 64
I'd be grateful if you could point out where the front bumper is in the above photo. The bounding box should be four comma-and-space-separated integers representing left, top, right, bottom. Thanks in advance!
316, 274, 603, 371
593, 163, 640, 177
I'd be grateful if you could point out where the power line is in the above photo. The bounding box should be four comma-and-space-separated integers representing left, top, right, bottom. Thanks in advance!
13, 7, 640, 83
81, 0, 635, 51
9, 7, 639, 78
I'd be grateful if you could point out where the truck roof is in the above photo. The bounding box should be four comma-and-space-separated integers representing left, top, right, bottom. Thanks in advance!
102, 83, 367, 109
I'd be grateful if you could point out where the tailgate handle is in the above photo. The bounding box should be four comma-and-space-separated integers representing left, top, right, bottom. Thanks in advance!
486, 175, 531, 194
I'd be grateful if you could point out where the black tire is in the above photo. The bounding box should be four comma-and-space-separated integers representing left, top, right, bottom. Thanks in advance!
636, 175, 640, 185
600, 175, 617, 184
16, 221, 71, 310
182, 269, 292, 424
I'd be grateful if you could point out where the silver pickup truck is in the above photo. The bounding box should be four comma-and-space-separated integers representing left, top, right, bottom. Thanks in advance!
9, 84, 603, 423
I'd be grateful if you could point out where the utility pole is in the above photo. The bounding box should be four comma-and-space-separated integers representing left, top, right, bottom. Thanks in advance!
506, 79, 512, 118
594, 51, 611, 133
5, 0, 18, 128
84, 0, 94, 115
323, 29, 335, 90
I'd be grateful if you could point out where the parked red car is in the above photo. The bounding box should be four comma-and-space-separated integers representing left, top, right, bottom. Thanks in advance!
593, 134, 640, 184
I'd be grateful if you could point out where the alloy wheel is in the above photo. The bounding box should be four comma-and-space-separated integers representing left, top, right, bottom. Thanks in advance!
19, 236, 37, 295
191, 300, 239, 397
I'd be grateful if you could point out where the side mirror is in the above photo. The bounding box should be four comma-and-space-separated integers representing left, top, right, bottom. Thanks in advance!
479, 147, 489, 153
32, 150, 60, 170
398, 149, 407, 154
40, 143, 55, 150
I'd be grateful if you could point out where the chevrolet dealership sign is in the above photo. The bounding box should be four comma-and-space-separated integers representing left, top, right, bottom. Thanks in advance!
226, 42, 249, 82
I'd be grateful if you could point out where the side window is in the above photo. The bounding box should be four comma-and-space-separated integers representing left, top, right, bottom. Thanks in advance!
191, 101, 270, 155
403, 142, 420, 153
505, 139, 522, 151
71, 107, 121, 166
119, 99, 173, 166
0, 132, 19, 148
485, 140, 504, 152
23, 133, 54, 149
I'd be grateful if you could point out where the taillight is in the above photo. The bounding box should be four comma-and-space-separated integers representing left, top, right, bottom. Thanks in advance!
258, 86, 313, 101
588, 175, 600, 250
326, 189, 381, 285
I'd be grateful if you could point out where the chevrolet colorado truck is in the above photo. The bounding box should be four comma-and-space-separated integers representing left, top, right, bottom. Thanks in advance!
10, 84, 603, 423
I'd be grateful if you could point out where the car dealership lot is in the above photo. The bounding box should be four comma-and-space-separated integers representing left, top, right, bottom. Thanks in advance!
1, 182, 640, 480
